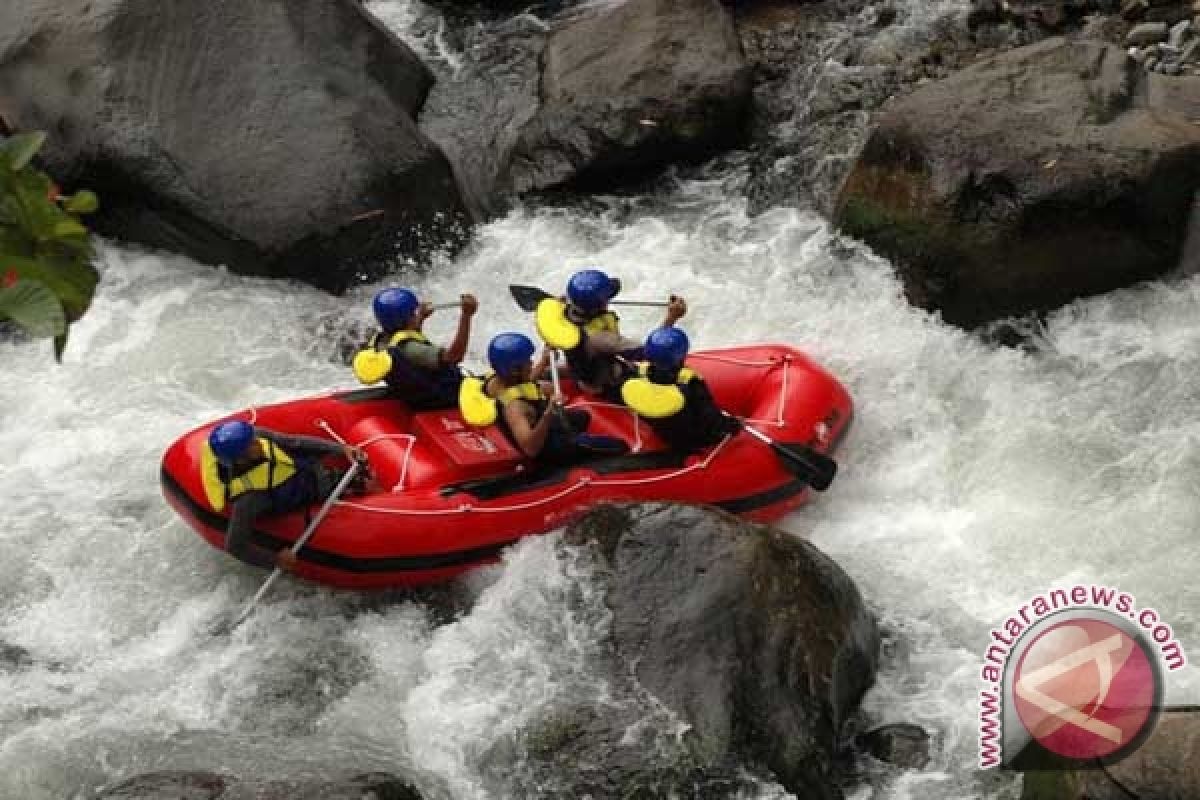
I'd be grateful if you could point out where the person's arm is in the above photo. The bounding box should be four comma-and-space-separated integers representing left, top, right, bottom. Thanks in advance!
587, 331, 642, 356
260, 430, 363, 463
504, 398, 557, 458
440, 294, 478, 365
532, 348, 551, 380
225, 492, 279, 569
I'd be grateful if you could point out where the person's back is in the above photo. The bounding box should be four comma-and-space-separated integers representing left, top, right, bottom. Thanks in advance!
460, 333, 626, 466
552, 269, 686, 401
621, 328, 738, 453
353, 287, 477, 410
203, 421, 363, 570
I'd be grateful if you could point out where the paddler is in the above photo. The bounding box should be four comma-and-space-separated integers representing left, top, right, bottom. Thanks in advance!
202, 421, 368, 571
352, 288, 478, 409
459, 332, 627, 464
620, 327, 738, 452
538, 269, 686, 401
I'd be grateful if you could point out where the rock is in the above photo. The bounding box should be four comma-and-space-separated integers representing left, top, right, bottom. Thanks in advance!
856, 723, 932, 769
0, 0, 469, 292
1169, 18, 1192, 45
95, 772, 227, 800
419, 10, 548, 217
96, 771, 423, 799
1020, 708, 1200, 799
1144, 72, 1200, 118
1127, 20, 1171, 44
1182, 36, 1200, 62
0, 641, 33, 671
485, 504, 880, 798
834, 38, 1200, 327
504, 0, 752, 193
1123, 0, 1151, 20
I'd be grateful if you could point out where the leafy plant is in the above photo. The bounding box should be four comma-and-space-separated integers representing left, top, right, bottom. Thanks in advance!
0, 131, 100, 359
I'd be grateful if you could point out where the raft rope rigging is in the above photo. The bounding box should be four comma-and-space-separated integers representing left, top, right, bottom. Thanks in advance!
268, 354, 797, 516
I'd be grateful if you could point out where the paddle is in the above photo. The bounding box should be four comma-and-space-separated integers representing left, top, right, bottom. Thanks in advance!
225, 462, 362, 631
727, 414, 838, 491
509, 284, 668, 312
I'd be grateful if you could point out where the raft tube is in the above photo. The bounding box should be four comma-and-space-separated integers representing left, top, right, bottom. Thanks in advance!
161, 345, 852, 589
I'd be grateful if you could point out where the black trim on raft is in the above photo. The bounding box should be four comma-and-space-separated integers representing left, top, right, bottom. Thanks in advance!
159, 404, 853, 576
440, 449, 688, 501
714, 479, 808, 514
161, 467, 519, 574
332, 387, 394, 404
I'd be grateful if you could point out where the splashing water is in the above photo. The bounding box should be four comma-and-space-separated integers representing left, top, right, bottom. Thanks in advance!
4, 1, 1199, 799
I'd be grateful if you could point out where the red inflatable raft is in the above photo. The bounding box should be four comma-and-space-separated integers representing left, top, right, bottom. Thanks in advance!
160, 345, 852, 589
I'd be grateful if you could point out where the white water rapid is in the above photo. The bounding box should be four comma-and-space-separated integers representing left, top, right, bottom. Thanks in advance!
3, 3, 1198, 800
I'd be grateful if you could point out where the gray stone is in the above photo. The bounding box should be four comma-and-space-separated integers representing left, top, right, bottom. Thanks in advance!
485, 503, 880, 799
857, 724, 932, 769
504, 0, 752, 193
1183, 36, 1200, 62
835, 38, 1200, 327
1144, 72, 1200, 117
1020, 708, 1200, 799
1127, 21, 1170, 45
0, 0, 469, 292
1169, 18, 1193, 46
95, 772, 227, 799
95, 771, 424, 800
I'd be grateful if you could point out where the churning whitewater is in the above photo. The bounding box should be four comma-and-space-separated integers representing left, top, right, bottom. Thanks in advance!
3, 1, 1200, 799
3, 185, 1199, 800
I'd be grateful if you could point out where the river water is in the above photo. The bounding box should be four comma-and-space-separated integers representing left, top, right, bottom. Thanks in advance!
2, 3, 1198, 799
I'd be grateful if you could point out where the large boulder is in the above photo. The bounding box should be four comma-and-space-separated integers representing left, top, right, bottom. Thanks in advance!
834, 37, 1200, 328
0, 0, 469, 292
417, 9, 548, 218
482, 503, 880, 798
95, 771, 424, 799
501, 0, 753, 193
1021, 708, 1200, 799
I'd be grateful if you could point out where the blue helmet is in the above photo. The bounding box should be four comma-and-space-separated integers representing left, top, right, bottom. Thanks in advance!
209, 421, 255, 463
567, 269, 618, 313
373, 288, 419, 330
488, 332, 536, 378
644, 327, 689, 369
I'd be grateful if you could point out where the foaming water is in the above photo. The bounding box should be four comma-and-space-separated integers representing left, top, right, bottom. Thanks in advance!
6, 1, 1200, 797
2, 179, 1198, 798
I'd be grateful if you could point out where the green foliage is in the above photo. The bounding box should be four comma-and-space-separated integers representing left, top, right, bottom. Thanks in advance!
0, 132, 100, 359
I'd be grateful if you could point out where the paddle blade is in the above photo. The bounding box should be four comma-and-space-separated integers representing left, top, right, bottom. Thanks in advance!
771, 443, 837, 491
509, 284, 552, 312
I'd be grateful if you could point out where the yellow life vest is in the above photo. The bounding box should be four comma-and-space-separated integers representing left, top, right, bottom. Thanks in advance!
535, 298, 620, 351
621, 364, 697, 419
583, 311, 619, 335
200, 437, 297, 512
352, 330, 431, 385
459, 375, 543, 427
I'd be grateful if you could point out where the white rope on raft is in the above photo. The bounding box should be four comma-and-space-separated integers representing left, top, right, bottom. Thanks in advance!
316, 419, 418, 491
303, 351, 804, 516
330, 435, 737, 516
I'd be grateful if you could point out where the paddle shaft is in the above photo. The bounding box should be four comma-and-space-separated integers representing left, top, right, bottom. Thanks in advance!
545, 349, 570, 426
509, 284, 667, 311
229, 462, 362, 629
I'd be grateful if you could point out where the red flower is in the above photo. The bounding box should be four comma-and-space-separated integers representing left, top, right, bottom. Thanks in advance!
47, 183, 60, 203
2, 269, 16, 288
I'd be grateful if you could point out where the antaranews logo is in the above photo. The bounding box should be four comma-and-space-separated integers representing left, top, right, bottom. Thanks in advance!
978, 584, 1186, 769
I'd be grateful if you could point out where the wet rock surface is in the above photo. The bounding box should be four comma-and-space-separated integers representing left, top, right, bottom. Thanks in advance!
0, 0, 469, 292
483, 503, 880, 799
834, 37, 1200, 327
